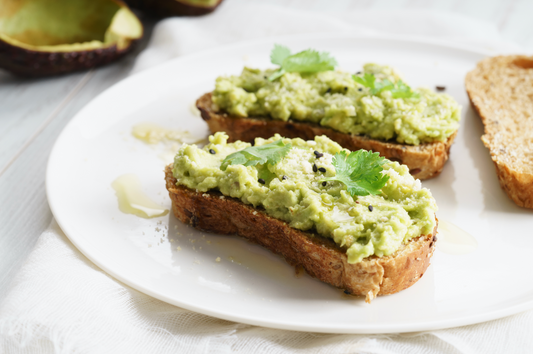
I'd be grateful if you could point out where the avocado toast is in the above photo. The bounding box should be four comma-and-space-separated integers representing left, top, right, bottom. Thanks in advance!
197, 46, 461, 180
165, 133, 438, 302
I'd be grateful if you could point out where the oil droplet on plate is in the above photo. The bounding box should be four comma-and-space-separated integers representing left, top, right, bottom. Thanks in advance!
111, 174, 169, 218
437, 220, 478, 255
131, 122, 204, 145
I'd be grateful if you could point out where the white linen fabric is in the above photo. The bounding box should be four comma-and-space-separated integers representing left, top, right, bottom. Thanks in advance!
2, 222, 533, 354
0, 2, 528, 353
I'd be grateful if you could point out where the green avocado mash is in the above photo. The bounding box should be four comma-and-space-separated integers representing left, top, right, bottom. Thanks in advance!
212, 63, 461, 145
173, 132, 437, 263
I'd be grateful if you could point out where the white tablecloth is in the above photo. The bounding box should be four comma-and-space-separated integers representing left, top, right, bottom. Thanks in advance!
1, 2, 530, 353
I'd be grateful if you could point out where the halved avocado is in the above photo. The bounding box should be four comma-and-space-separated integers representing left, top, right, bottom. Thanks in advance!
125, 0, 223, 17
0, 0, 143, 76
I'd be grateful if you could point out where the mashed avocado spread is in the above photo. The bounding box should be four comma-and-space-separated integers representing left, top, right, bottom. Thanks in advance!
173, 132, 437, 263
212, 63, 460, 145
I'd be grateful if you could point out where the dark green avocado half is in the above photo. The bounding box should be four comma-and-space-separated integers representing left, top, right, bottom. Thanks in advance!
0, 0, 143, 76
125, 0, 224, 17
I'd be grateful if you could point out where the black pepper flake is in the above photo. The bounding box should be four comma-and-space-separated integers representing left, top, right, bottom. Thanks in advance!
356, 71, 361, 75
432, 235, 438, 242
436, 86, 446, 91
282, 175, 288, 180
358, 88, 362, 91
368, 205, 374, 212
312, 164, 318, 172
264, 76, 267, 79
344, 290, 351, 295
322, 181, 327, 186
209, 149, 216, 154
318, 167, 326, 173
313, 151, 324, 158
344, 86, 348, 91
325, 88, 331, 94
429, 242, 434, 248
258, 178, 265, 184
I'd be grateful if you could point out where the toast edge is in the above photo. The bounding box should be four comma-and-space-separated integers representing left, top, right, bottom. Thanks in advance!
197, 92, 457, 181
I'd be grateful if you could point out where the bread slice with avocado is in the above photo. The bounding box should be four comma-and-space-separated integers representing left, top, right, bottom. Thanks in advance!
197, 92, 457, 180
197, 47, 460, 180
465, 55, 533, 209
165, 133, 438, 302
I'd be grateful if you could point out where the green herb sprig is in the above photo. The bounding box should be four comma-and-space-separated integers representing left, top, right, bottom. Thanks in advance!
220, 140, 292, 171
390, 80, 420, 98
321, 150, 390, 197
268, 44, 337, 81
353, 73, 419, 99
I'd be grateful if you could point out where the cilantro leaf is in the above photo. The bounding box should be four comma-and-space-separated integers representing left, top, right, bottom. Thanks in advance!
390, 80, 420, 99
321, 150, 390, 197
268, 68, 286, 81
270, 44, 291, 66
220, 140, 292, 171
352, 73, 393, 95
352, 73, 375, 88
372, 79, 394, 95
281, 50, 337, 72
353, 73, 418, 98
268, 45, 337, 81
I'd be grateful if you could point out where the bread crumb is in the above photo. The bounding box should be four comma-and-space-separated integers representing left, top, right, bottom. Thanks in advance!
216, 257, 221, 262
252, 211, 257, 215
219, 196, 225, 199
365, 290, 375, 304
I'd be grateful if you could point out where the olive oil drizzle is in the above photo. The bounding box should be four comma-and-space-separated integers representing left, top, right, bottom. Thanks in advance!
111, 174, 169, 219
437, 220, 478, 255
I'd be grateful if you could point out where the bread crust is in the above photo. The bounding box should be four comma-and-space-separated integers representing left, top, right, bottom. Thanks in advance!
165, 165, 437, 303
197, 93, 457, 180
465, 55, 533, 209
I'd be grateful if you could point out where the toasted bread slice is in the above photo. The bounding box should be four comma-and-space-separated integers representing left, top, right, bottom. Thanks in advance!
197, 93, 457, 181
465, 56, 533, 209
165, 165, 437, 303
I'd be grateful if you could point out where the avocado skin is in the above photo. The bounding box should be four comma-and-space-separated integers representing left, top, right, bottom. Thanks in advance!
0, 39, 139, 77
126, 0, 223, 17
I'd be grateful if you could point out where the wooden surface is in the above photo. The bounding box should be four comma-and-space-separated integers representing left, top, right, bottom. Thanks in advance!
0, 0, 531, 300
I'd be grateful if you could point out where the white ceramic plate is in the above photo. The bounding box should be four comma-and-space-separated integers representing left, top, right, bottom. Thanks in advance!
47, 34, 533, 334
